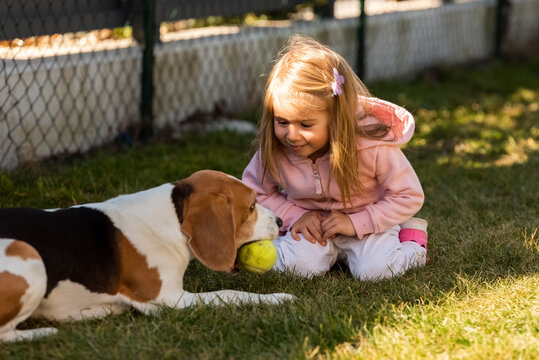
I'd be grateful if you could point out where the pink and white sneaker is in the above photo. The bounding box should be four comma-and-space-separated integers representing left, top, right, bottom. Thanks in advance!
399, 217, 428, 251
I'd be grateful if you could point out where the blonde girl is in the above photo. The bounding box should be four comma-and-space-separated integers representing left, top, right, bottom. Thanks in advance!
242, 35, 428, 280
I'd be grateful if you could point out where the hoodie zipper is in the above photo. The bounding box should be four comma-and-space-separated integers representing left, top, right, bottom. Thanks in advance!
312, 163, 323, 197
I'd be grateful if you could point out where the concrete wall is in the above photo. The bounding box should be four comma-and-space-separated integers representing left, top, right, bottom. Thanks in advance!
1, 48, 141, 169
152, 0, 504, 129
504, 0, 539, 52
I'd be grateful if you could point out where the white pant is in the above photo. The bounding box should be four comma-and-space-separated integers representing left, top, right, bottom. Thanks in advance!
273, 225, 427, 281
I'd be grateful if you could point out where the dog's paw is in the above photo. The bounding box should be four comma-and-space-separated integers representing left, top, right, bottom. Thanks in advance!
0, 327, 58, 343
264, 292, 295, 304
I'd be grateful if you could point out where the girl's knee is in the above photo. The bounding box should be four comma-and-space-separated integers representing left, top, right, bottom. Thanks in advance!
350, 260, 399, 281
273, 233, 337, 278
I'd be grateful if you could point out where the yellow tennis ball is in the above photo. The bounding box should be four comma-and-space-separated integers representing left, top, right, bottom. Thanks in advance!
238, 240, 278, 274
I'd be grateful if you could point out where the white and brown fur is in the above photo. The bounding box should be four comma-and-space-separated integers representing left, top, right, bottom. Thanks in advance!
0, 170, 292, 343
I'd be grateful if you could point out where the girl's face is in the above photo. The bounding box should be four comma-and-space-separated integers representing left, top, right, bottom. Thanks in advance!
272, 94, 330, 161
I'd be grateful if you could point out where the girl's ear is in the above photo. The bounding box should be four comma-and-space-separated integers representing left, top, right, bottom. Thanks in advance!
181, 193, 237, 272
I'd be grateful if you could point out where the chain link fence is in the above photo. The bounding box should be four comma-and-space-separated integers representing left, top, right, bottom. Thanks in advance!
1, 0, 538, 170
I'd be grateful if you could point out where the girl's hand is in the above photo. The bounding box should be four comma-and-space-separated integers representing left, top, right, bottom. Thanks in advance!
290, 211, 324, 245
321, 211, 356, 243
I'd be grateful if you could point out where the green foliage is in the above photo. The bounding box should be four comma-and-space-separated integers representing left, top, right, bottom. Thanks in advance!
1, 58, 538, 359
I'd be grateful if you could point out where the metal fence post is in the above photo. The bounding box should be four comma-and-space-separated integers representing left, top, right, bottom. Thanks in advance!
140, 0, 156, 138
494, 0, 510, 58
357, 0, 366, 79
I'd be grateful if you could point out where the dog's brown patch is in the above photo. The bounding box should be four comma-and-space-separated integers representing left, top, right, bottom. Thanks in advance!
0, 271, 29, 326
5, 240, 41, 261
116, 231, 162, 302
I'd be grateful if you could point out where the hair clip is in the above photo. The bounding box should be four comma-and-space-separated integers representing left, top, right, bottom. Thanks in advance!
331, 67, 345, 97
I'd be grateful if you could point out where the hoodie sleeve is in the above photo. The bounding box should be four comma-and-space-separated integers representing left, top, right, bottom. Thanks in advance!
242, 151, 310, 231
348, 145, 424, 238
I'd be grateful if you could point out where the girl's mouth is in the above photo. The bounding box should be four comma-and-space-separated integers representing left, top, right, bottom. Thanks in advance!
289, 144, 306, 152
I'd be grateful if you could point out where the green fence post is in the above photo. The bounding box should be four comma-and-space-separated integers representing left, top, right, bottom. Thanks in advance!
357, 0, 365, 79
494, 0, 510, 58
140, 0, 156, 139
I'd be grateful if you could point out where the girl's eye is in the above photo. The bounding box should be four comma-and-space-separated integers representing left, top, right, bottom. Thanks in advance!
301, 123, 313, 128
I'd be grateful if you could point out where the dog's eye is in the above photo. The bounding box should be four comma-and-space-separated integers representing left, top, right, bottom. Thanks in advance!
249, 204, 255, 212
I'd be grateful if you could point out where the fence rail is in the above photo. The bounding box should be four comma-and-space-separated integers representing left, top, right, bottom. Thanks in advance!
1, 0, 537, 170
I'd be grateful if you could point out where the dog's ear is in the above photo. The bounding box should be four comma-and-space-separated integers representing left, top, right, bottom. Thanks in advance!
182, 192, 237, 272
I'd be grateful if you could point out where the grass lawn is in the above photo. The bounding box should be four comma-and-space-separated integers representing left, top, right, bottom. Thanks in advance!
1, 58, 538, 359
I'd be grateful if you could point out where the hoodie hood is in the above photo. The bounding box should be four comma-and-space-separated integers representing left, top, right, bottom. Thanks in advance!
356, 96, 415, 150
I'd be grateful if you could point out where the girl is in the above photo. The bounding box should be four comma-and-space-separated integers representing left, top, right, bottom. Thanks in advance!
242, 35, 428, 280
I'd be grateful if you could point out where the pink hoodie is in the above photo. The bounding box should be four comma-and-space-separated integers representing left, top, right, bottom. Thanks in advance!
242, 96, 424, 239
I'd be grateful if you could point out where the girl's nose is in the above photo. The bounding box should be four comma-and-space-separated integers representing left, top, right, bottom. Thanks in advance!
286, 125, 301, 142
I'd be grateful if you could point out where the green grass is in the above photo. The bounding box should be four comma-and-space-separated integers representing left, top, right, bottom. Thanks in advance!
1, 58, 538, 359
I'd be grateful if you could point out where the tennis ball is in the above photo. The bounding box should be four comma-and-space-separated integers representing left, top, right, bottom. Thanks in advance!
238, 240, 278, 274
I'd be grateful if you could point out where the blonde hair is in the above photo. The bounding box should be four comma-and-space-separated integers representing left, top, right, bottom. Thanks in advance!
256, 35, 391, 206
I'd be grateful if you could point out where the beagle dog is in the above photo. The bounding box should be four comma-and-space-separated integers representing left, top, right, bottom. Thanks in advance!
0, 170, 293, 343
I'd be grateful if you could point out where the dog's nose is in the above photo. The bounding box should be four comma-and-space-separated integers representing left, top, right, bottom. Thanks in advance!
276, 217, 283, 228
